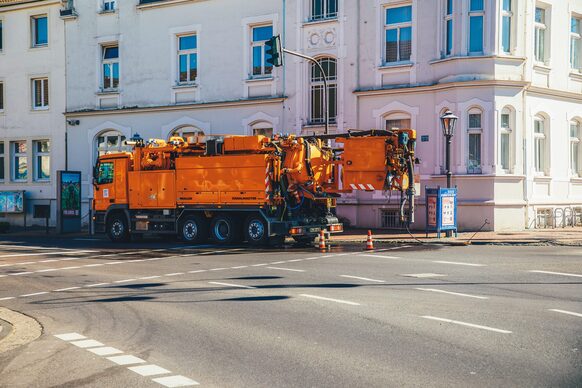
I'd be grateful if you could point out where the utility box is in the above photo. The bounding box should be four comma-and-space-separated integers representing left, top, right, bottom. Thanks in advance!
425, 187, 457, 238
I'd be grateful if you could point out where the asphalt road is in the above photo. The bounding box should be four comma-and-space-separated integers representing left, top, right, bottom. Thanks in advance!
0, 236, 580, 387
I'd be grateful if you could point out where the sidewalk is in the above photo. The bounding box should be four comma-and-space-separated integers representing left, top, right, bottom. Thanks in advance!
332, 227, 582, 246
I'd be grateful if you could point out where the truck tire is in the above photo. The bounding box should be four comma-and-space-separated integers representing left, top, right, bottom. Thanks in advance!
180, 215, 208, 244
244, 216, 268, 246
107, 213, 130, 242
210, 215, 240, 245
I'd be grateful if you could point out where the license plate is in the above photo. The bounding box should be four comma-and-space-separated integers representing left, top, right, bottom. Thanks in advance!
309, 227, 321, 233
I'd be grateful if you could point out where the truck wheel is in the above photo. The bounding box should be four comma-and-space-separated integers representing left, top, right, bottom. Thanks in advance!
210, 215, 240, 245
180, 216, 208, 244
107, 213, 129, 242
244, 216, 268, 246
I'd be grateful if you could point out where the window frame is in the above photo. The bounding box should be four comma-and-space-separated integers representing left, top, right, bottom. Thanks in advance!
500, 0, 513, 54
570, 120, 581, 177
570, 15, 581, 71
468, 0, 485, 55
101, 44, 120, 91
31, 14, 48, 48
533, 115, 548, 174
384, 112, 412, 131
102, 0, 116, 12
251, 122, 274, 138
310, 0, 338, 22
96, 131, 127, 158
0, 142, 4, 182
310, 57, 338, 125
499, 108, 513, 173
384, 4, 413, 64
33, 140, 50, 182
11, 141, 27, 182
0, 19, 4, 52
177, 34, 198, 85
31, 78, 49, 110
250, 24, 274, 78
534, 6, 548, 64
443, 0, 453, 57
0, 81, 4, 112
467, 108, 483, 174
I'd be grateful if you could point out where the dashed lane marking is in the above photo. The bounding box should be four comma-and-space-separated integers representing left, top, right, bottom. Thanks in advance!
361, 254, 402, 260
54, 286, 81, 292
107, 355, 147, 366
528, 270, 582, 278
209, 268, 228, 271
188, 270, 207, 273
88, 347, 124, 356
267, 267, 306, 272
139, 275, 162, 280
10, 272, 33, 276
114, 279, 137, 284
433, 261, 486, 267
340, 275, 384, 283
421, 316, 512, 334
287, 259, 303, 263
269, 261, 286, 265
54, 333, 86, 341
230, 266, 248, 269
300, 294, 360, 306
20, 292, 49, 298
0, 250, 95, 258
251, 263, 268, 267
86, 283, 110, 288
152, 375, 199, 387
0, 297, 15, 301
128, 364, 172, 377
71, 339, 105, 348
164, 273, 185, 277
548, 309, 582, 318
402, 273, 447, 278
416, 288, 489, 300
208, 281, 256, 289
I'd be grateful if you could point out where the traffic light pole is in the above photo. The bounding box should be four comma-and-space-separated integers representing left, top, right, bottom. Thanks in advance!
282, 48, 329, 136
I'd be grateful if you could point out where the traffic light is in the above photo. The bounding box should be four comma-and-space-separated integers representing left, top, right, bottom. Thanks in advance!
265, 35, 283, 68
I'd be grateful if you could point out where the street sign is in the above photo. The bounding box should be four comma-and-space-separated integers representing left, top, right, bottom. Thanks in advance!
425, 186, 457, 238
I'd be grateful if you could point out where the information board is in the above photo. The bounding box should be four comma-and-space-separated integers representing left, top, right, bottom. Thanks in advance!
57, 171, 82, 233
0, 191, 25, 213
425, 187, 458, 238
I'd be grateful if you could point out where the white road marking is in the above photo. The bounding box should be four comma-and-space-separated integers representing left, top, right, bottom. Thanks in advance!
128, 364, 172, 377
71, 339, 105, 348
61, 266, 81, 270
11, 272, 33, 276
0, 297, 15, 301
267, 267, 306, 272
416, 288, 489, 300
86, 283, 110, 288
84, 264, 104, 268
54, 333, 86, 341
269, 261, 286, 265
105, 261, 123, 265
231, 266, 248, 269
251, 263, 268, 267
529, 270, 582, 278
114, 279, 137, 284
209, 268, 228, 271
287, 259, 303, 262
433, 260, 486, 267
0, 250, 94, 258
361, 254, 401, 260
107, 355, 147, 365
340, 275, 384, 283
152, 375, 199, 387
61, 257, 82, 261
36, 268, 59, 273
549, 309, 582, 318
139, 276, 162, 280
300, 294, 360, 306
164, 273, 185, 277
188, 270, 207, 273
88, 347, 123, 356
402, 273, 447, 278
208, 281, 256, 289
126, 259, 145, 263
421, 316, 512, 334
20, 292, 49, 297
18, 261, 35, 265
54, 286, 81, 292
39, 259, 58, 263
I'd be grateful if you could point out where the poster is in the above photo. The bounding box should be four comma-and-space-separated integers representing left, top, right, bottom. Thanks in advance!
427, 196, 437, 226
441, 196, 455, 226
0, 191, 24, 213
61, 172, 81, 217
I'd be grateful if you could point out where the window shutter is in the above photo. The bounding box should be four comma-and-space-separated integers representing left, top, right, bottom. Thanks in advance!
43, 79, 49, 106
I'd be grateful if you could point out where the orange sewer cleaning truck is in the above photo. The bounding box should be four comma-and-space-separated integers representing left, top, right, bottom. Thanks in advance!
92, 129, 417, 245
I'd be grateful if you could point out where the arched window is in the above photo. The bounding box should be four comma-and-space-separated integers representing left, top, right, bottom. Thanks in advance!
467, 107, 483, 174
96, 130, 127, 157
570, 120, 581, 176
384, 112, 411, 130
251, 121, 273, 138
500, 106, 514, 172
534, 114, 548, 174
310, 57, 337, 125
171, 125, 204, 143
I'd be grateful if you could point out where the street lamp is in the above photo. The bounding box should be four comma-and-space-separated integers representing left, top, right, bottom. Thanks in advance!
440, 110, 458, 188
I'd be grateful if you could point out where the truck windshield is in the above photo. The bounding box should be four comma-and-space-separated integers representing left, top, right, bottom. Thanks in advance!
96, 162, 114, 184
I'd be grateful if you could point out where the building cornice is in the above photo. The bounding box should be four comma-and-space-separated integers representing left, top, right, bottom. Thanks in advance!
354, 80, 529, 97
0, 0, 59, 10
65, 96, 286, 117
527, 86, 582, 102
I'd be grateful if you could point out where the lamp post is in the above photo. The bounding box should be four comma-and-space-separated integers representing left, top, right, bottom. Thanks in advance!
440, 110, 458, 188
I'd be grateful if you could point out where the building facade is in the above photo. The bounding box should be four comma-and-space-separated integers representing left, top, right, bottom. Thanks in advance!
0, 0, 66, 227
2, 0, 581, 231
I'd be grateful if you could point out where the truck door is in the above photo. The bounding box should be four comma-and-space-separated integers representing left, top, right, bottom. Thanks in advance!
94, 161, 116, 211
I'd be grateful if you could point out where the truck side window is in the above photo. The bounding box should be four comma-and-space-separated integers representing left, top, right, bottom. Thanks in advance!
96, 162, 114, 184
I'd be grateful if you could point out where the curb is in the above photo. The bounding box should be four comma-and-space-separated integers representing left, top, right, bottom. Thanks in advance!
0, 308, 43, 353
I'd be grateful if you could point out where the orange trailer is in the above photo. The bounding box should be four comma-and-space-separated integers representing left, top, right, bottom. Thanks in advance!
92, 130, 417, 245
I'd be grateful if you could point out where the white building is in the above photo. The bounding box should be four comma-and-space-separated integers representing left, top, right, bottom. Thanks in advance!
59, 0, 582, 232
0, 0, 66, 228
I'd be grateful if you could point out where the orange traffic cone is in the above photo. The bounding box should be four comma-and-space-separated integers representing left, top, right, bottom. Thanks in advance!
319, 230, 327, 251
365, 230, 374, 251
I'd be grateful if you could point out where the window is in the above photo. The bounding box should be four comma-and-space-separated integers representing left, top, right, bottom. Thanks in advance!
0, 142, 4, 182
96, 162, 114, 185
534, 7, 547, 63
33, 140, 50, 181
570, 121, 581, 176
0, 82, 4, 111
11, 141, 27, 182
103, 0, 116, 11
102, 45, 119, 90
500, 109, 512, 172
32, 78, 49, 109
251, 25, 273, 77
311, 0, 338, 21
571, 17, 581, 70
310, 57, 337, 125
467, 110, 482, 174
251, 122, 273, 138
31, 15, 48, 47
444, 0, 453, 56
0, 20, 3, 51
385, 5, 412, 63
385, 113, 411, 130
171, 126, 204, 142
469, 0, 484, 54
501, 0, 513, 53
534, 116, 547, 173
96, 131, 127, 157
178, 35, 197, 84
